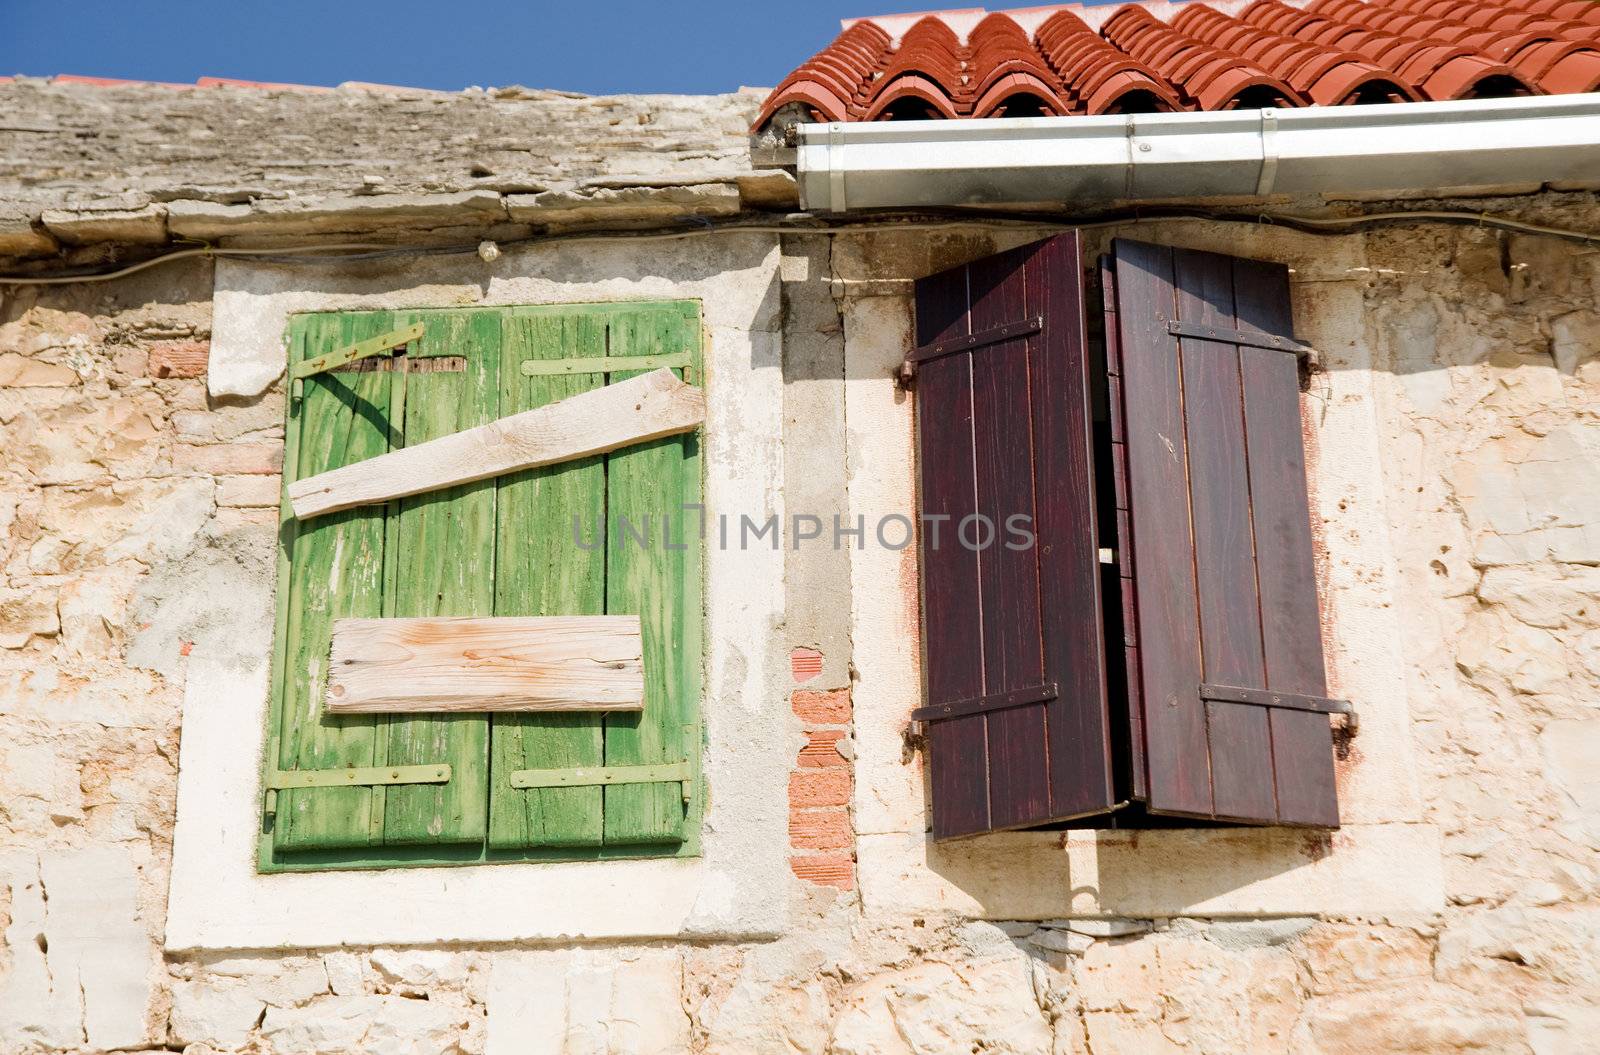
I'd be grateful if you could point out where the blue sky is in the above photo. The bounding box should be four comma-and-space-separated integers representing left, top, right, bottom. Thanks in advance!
1, 0, 1121, 95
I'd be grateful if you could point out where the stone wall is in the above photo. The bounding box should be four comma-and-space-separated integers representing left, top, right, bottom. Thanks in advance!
0, 80, 791, 266
1, 198, 1598, 1053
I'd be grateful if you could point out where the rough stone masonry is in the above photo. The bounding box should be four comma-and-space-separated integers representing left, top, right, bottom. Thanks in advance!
1, 77, 1599, 1054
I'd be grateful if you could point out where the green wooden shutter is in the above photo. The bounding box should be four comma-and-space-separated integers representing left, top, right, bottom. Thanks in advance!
268, 310, 497, 858
263, 301, 702, 871
488, 302, 703, 851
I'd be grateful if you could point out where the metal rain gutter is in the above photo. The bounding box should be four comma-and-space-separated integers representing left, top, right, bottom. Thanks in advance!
795, 93, 1600, 212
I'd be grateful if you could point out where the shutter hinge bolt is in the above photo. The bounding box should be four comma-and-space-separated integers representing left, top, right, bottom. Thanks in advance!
894, 359, 916, 390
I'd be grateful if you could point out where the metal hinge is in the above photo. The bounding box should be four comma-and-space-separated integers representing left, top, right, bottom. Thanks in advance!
1167, 320, 1313, 358
1200, 683, 1358, 736
509, 761, 695, 804
291, 322, 427, 397
265, 763, 452, 792
520, 351, 694, 377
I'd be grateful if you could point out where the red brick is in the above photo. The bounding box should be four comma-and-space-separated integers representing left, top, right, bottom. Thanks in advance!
792, 688, 851, 725
178, 443, 282, 476
790, 646, 824, 683
789, 768, 850, 808
789, 808, 852, 850
148, 340, 210, 379
797, 729, 848, 768
790, 854, 854, 890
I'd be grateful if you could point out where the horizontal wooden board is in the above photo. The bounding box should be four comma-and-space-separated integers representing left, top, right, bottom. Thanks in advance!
288, 367, 704, 519
325, 616, 644, 713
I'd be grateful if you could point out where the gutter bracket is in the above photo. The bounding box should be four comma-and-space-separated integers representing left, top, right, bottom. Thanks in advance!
1256, 110, 1280, 197
1123, 115, 1139, 200
828, 122, 848, 214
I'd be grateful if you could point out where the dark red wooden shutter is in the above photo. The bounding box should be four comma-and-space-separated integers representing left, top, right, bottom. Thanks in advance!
1110, 237, 1341, 828
911, 232, 1115, 839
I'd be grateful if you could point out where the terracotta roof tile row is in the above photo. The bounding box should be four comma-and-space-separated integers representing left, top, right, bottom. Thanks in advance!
756, 0, 1600, 128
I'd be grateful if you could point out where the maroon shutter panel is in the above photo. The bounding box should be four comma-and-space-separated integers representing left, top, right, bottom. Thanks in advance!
912, 232, 1115, 839
1111, 237, 1340, 828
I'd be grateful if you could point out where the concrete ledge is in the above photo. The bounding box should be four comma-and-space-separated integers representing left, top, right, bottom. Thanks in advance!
857, 824, 1445, 921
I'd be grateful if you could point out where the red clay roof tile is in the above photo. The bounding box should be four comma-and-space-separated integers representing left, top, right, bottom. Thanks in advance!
757, 0, 1600, 130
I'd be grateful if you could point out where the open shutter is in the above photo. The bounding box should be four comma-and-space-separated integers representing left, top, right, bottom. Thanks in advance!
912, 232, 1115, 839
1110, 238, 1340, 828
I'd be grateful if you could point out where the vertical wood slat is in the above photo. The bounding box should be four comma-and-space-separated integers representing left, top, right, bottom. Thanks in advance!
489, 312, 608, 849
1233, 257, 1340, 827
381, 311, 498, 845
1171, 249, 1277, 823
1114, 240, 1212, 818
916, 264, 991, 839
966, 245, 1049, 831
276, 313, 396, 851
603, 306, 700, 846
1032, 233, 1113, 820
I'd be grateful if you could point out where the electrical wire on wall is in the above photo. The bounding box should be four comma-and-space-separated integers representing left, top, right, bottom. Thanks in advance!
3, 206, 1599, 287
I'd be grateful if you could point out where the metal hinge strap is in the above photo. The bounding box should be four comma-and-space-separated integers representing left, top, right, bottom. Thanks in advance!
1201, 683, 1354, 720
266, 763, 452, 791
509, 760, 694, 803
911, 682, 1059, 723
909, 316, 1043, 367
520, 351, 693, 376
292, 323, 427, 381
1167, 320, 1312, 357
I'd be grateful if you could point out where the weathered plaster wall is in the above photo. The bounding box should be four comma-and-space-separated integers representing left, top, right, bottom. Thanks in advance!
1, 198, 1598, 1054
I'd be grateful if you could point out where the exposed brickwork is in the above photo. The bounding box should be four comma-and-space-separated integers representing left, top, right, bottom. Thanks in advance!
790, 646, 824, 683
789, 685, 855, 890
789, 854, 855, 891
797, 729, 848, 768
147, 339, 209, 379
792, 688, 851, 724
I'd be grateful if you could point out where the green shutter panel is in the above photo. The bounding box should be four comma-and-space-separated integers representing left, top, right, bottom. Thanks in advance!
488, 311, 609, 848
273, 311, 401, 852
602, 306, 701, 847
269, 310, 496, 857
378, 310, 499, 846
487, 303, 703, 851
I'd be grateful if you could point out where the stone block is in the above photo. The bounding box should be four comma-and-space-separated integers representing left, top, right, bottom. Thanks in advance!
41, 203, 168, 245
217, 475, 282, 508
169, 980, 265, 1048
0, 586, 59, 649
1541, 718, 1600, 847
829, 957, 1051, 1055
0, 353, 78, 387
506, 182, 740, 229
177, 442, 282, 475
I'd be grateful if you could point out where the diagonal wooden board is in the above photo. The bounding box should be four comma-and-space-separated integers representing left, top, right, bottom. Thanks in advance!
325, 616, 645, 713
288, 367, 704, 520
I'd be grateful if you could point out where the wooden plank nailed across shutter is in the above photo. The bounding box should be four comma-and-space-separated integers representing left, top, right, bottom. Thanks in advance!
287, 367, 704, 520
324, 616, 645, 713
914, 232, 1115, 839
1110, 238, 1340, 828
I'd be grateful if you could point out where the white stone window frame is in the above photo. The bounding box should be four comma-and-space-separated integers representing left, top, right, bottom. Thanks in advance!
166, 235, 789, 952
836, 227, 1447, 922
